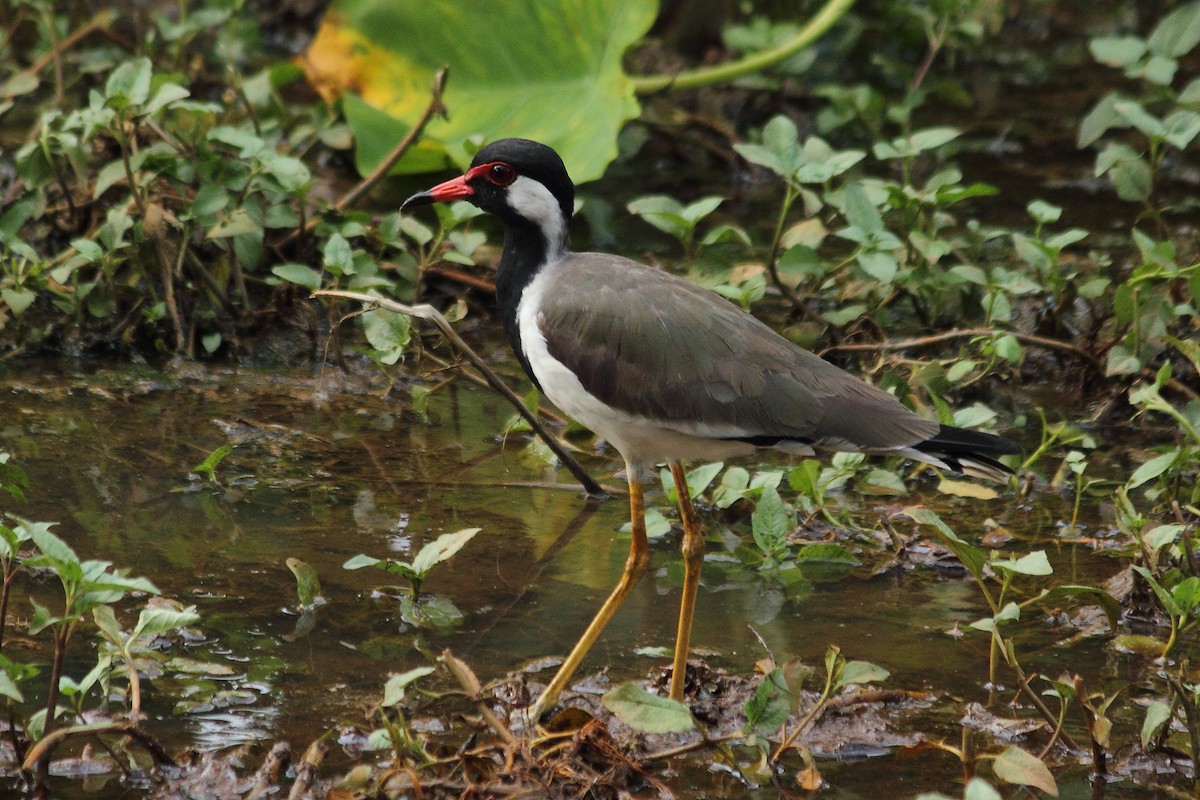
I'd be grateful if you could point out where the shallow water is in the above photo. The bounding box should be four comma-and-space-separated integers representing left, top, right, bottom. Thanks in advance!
0, 353, 1175, 798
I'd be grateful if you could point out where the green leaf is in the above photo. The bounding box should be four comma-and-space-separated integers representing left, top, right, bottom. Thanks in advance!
1089, 36, 1147, 67
343, 553, 382, 570
1, 288, 36, 316
27, 521, 78, 567
1078, 93, 1128, 148
842, 182, 883, 236
601, 683, 695, 734
752, 484, 792, 559
963, 778, 1003, 800
992, 745, 1058, 796
743, 667, 792, 735
837, 660, 889, 689
1162, 110, 1200, 150
323, 233, 354, 273
1109, 155, 1153, 201
143, 82, 191, 115
1135, 54, 1178, 85
684, 462, 724, 500
1131, 565, 1181, 619
28, 597, 56, 635
1113, 100, 1165, 139
132, 606, 200, 639
1147, 1, 1200, 57
0, 71, 38, 99
208, 125, 266, 156
310, 0, 656, 182
260, 153, 312, 192
1172, 576, 1200, 614
272, 263, 323, 290
993, 334, 1023, 364
194, 444, 233, 479
1141, 700, 1172, 747
410, 528, 480, 577
857, 250, 897, 284
1127, 450, 1179, 489
794, 543, 859, 564
287, 558, 324, 607
1105, 344, 1142, 376
1180, 75, 1200, 104
734, 115, 802, 180
627, 195, 689, 242
992, 550, 1053, 577
1166, 335, 1200, 377
908, 126, 960, 152
858, 467, 907, 496
92, 604, 124, 645
399, 593, 464, 630
382, 666, 435, 706
700, 223, 751, 247
873, 127, 959, 159
1144, 524, 1186, 554
0, 670, 23, 703
903, 506, 986, 580
361, 308, 411, 365
92, 160, 128, 199
105, 57, 152, 107
682, 196, 723, 224
1026, 199, 1062, 225
207, 208, 261, 239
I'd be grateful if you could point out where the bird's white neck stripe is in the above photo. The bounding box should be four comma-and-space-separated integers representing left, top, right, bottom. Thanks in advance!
506, 175, 565, 260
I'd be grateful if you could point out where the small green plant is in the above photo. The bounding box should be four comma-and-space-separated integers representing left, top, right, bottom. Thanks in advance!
344, 527, 480, 631
1078, 2, 1200, 218
627, 195, 748, 259
369, 665, 437, 767
0, 511, 198, 782
903, 506, 1123, 781
1132, 544, 1200, 659
1127, 359, 1200, 506
192, 443, 234, 484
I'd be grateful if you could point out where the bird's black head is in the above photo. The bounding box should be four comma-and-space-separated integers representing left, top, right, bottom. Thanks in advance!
401, 138, 575, 248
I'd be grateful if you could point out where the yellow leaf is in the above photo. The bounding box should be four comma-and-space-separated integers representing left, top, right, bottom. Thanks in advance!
937, 478, 999, 500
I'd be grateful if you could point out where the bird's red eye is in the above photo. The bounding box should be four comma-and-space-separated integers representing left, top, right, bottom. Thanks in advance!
487, 163, 516, 186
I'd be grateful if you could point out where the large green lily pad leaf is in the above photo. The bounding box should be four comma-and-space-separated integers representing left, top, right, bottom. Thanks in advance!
303, 0, 658, 183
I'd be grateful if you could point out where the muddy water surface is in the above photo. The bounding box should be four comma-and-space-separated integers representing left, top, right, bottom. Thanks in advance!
0, 354, 1164, 798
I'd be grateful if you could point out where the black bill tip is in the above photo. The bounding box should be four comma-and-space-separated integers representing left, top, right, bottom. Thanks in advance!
400, 191, 435, 212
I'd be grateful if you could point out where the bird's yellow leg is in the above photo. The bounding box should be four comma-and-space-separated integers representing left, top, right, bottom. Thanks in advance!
531, 467, 650, 719
668, 460, 704, 702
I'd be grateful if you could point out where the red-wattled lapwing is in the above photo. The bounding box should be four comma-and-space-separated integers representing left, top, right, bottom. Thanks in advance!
402, 138, 1020, 718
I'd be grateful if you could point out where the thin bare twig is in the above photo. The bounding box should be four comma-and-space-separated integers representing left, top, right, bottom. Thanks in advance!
3, 10, 115, 103
286, 740, 327, 800
441, 650, 519, 748
821, 327, 1103, 369
336, 67, 449, 214
275, 67, 449, 252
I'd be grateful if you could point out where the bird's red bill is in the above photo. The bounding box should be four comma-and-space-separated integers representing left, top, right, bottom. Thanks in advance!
424, 174, 475, 202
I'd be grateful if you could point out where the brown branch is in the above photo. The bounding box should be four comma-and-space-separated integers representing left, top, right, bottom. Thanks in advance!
441, 650, 519, 748
313, 289, 605, 498
21, 719, 171, 772
821, 327, 1103, 369
336, 67, 449, 213
3, 10, 115, 101
274, 67, 449, 252
286, 739, 327, 800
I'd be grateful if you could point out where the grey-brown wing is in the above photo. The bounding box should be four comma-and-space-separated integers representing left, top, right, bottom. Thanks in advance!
538, 253, 938, 450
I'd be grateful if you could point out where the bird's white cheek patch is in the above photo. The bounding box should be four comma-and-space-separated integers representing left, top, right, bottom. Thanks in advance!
506, 176, 564, 254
